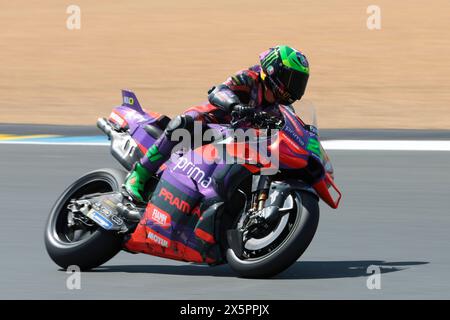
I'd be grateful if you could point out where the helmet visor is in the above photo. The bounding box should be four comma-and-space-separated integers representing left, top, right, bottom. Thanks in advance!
277, 67, 309, 101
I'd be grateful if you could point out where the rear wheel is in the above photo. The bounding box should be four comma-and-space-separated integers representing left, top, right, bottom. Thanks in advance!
226, 191, 319, 278
44, 168, 127, 270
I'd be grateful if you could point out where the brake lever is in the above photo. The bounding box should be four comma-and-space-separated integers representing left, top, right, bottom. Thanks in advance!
231, 110, 252, 129
230, 117, 247, 129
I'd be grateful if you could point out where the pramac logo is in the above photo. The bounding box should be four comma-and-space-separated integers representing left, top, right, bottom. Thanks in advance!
158, 187, 191, 214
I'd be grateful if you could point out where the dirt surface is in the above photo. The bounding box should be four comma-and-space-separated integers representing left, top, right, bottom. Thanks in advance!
1, 0, 449, 129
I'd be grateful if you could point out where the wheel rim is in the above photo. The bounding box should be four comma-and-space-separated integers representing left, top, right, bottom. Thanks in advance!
235, 193, 301, 261
53, 179, 114, 245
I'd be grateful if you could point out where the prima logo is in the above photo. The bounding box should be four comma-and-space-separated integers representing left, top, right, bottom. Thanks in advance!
284, 125, 304, 147
174, 157, 212, 188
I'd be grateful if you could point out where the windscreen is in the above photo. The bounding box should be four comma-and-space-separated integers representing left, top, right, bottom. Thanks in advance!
293, 99, 318, 128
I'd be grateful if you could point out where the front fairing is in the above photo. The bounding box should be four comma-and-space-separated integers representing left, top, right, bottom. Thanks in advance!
279, 105, 341, 208
303, 124, 334, 177
279, 105, 331, 171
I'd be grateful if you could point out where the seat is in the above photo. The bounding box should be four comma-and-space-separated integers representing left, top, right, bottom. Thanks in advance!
144, 124, 163, 140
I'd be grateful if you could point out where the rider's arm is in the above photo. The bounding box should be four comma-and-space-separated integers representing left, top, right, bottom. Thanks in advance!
208, 69, 258, 113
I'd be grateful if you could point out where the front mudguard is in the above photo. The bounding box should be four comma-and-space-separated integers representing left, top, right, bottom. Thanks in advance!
251, 176, 318, 206
254, 179, 318, 224
269, 179, 318, 204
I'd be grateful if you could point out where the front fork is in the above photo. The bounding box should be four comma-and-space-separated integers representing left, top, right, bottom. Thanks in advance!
250, 175, 272, 212
248, 176, 296, 225
227, 175, 272, 258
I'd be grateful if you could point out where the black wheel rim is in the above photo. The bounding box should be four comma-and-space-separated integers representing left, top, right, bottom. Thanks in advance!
234, 193, 301, 261
54, 179, 114, 244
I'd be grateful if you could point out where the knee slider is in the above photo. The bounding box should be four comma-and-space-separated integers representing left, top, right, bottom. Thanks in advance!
164, 115, 194, 138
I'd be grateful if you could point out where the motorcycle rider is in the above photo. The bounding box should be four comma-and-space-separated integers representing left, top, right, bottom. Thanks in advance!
124, 45, 310, 202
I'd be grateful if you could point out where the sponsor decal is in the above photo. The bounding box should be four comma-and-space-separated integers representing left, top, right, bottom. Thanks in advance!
109, 112, 126, 127
284, 125, 305, 147
123, 96, 134, 105
90, 211, 113, 230
281, 132, 301, 153
149, 205, 171, 226
307, 138, 323, 159
191, 205, 201, 219
158, 187, 191, 214
147, 230, 170, 248
173, 157, 212, 188
306, 125, 319, 135
89, 202, 123, 227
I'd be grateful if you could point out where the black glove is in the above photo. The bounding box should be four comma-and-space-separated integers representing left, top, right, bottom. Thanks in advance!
231, 104, 254, 118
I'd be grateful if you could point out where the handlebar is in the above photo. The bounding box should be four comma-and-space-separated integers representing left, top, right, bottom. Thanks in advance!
230, 111, 282, 129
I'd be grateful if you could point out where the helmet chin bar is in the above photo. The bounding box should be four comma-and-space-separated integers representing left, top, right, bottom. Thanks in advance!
267, 76, 296, 105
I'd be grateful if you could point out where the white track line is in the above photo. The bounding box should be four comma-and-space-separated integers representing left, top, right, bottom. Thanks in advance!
0, 139, 450, 151
322, 140, 450, 151
0, 140, 109, 146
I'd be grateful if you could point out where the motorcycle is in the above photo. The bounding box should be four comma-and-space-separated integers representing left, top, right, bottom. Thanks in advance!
45, 90, 341, 278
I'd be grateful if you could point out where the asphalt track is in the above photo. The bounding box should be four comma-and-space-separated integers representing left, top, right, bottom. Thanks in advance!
1, 144, 450, 299
2, 123, 450, 140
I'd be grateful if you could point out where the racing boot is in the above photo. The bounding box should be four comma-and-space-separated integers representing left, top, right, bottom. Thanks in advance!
124, 139, 174, 203
124, 115, 194, 203
124, 162, 152, 203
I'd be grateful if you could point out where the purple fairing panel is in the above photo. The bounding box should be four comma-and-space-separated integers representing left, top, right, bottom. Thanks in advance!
138, 177, 222, 262
108, 89, 165, 145
145, 180, 199, 242
109, 105, 161, 154
162, 148, 220, 200
161, 144, 255, 204
112, 106, 155, 133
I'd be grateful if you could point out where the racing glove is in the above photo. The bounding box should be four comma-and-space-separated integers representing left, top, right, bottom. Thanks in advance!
231, 104, 254, 118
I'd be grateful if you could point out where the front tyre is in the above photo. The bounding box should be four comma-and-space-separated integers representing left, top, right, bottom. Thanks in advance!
45, 168, 127, 270
226, 191, 319, 278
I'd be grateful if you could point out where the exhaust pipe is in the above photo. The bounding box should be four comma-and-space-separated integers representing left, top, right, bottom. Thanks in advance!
97, 117, 113, 138
96, 117, 142, 170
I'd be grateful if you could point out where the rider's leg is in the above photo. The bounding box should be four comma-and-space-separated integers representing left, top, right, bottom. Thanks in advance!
124, 114, 195, 202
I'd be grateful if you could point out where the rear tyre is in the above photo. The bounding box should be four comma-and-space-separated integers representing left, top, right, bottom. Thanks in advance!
44, 168, 127, 270
226, 191, 319, 278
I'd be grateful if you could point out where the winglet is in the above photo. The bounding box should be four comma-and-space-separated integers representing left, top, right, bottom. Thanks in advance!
121, 89, 145, 114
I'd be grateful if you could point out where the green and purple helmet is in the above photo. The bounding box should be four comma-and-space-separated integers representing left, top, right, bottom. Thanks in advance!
259, 45, 310, 104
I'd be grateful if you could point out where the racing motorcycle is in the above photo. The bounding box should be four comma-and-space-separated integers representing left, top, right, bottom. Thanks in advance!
45, 90, 341, 278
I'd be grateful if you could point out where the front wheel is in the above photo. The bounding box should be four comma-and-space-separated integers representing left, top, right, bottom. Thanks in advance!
44, 168, 127, 270
226, 191, 319, 278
